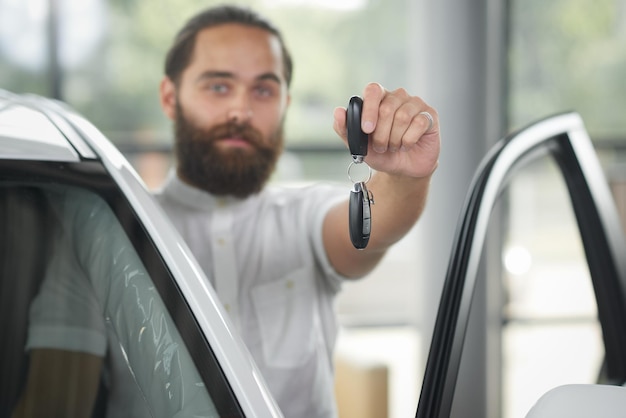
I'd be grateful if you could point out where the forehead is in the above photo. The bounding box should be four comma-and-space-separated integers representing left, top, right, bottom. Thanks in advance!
188, 23, 285, 80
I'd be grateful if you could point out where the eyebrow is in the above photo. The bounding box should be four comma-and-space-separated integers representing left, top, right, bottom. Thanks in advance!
195, 70, 282, 84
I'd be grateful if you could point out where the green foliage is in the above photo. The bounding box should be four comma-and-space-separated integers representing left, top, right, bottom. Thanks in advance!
3, 0, 625, 145
0, 0, 411, 145
509, 0, 626, 139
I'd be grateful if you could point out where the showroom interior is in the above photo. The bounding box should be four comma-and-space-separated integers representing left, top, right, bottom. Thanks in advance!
2, 0, 626, 417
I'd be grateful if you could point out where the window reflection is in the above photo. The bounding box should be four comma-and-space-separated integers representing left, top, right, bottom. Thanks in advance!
1, 183, 217, 417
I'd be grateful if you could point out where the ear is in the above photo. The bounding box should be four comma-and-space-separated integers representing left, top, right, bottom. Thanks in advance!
159, 77, 177, 120
281, 91, 291, 113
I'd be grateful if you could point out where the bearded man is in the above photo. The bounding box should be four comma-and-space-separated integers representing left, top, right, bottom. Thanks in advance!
155, 5, 440, 418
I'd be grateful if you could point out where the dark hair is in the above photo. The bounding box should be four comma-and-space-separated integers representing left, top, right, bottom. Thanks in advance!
164, 4, 293, 87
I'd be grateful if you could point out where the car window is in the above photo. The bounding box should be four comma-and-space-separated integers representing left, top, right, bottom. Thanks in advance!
0, 160, 240, 417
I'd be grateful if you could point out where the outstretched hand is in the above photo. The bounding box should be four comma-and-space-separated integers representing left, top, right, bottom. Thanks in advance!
333, 82, 440, 179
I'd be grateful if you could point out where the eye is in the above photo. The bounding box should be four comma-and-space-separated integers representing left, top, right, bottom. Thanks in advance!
207, 83, 229, 94
253, 84, 277, 99
198, 79, 231, 95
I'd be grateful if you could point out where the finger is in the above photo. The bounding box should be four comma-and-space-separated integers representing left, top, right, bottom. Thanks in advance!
369, 92, 403, 153
333, 106, 348, 144
418, 110, 435, 134
388, 101, 421, 152
401, 114, 430, 150
360, 82, 386, 134
398, 106, 438, 151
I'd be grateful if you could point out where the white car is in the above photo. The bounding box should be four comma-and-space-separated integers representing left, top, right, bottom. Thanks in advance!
0, 90, 282, 417
2, 88, 625, 418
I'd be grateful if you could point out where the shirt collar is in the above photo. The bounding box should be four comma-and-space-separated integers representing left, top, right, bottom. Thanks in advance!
161, 170, 257, 211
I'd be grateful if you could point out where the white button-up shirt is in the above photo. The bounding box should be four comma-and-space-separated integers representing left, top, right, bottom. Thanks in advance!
155, 173, 348, 418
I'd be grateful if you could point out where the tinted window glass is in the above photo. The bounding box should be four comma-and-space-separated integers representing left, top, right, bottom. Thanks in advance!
0, 161, 237, 417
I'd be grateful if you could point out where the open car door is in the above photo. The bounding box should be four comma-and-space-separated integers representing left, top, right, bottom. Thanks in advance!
416, 112, 626, 418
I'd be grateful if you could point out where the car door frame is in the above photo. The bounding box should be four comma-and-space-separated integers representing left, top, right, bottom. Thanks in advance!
415, 112, 626, 418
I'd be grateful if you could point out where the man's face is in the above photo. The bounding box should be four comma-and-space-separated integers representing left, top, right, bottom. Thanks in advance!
174, 101, 284, 197
160, 24, 291, 197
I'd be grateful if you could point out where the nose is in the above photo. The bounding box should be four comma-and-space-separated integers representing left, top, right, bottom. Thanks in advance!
227, 92, 253, 123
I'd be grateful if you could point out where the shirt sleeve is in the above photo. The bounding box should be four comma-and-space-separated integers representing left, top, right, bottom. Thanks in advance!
307, 183, 351, 292
26, 205, 107, 356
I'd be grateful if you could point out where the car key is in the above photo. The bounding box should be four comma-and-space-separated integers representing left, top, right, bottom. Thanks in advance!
347, 95, 368, 163
349, 181, 374, 249
346, 95, 373, 249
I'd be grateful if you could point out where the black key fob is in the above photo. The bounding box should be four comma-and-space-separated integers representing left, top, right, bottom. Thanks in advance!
349, 181, 373, 250
347, 96, 368, 163
346, 95, 373, 249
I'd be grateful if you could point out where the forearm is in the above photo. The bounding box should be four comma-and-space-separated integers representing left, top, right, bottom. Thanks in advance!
12, 349, 103, 418
323, 171, 432, 278
366, 171, 431, 249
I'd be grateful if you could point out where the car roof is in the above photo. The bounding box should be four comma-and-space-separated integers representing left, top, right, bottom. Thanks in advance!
0, 89, 97, 161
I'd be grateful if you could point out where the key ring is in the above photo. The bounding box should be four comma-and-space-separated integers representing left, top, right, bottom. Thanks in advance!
346, 95, 373, 249
347, 161, 372, 185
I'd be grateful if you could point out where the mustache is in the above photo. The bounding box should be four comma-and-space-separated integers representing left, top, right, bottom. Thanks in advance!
205, 121, 265, 148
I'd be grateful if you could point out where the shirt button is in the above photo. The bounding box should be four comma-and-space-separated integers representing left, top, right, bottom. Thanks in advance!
286, 279, 294, 289
217, 238, 226, 246
224, 303, 231, 312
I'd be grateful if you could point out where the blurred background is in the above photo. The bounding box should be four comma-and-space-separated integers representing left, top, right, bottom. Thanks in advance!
3, 0, 626, 417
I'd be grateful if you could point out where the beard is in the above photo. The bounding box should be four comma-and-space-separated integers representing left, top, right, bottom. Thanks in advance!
174, 103, 284, 198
